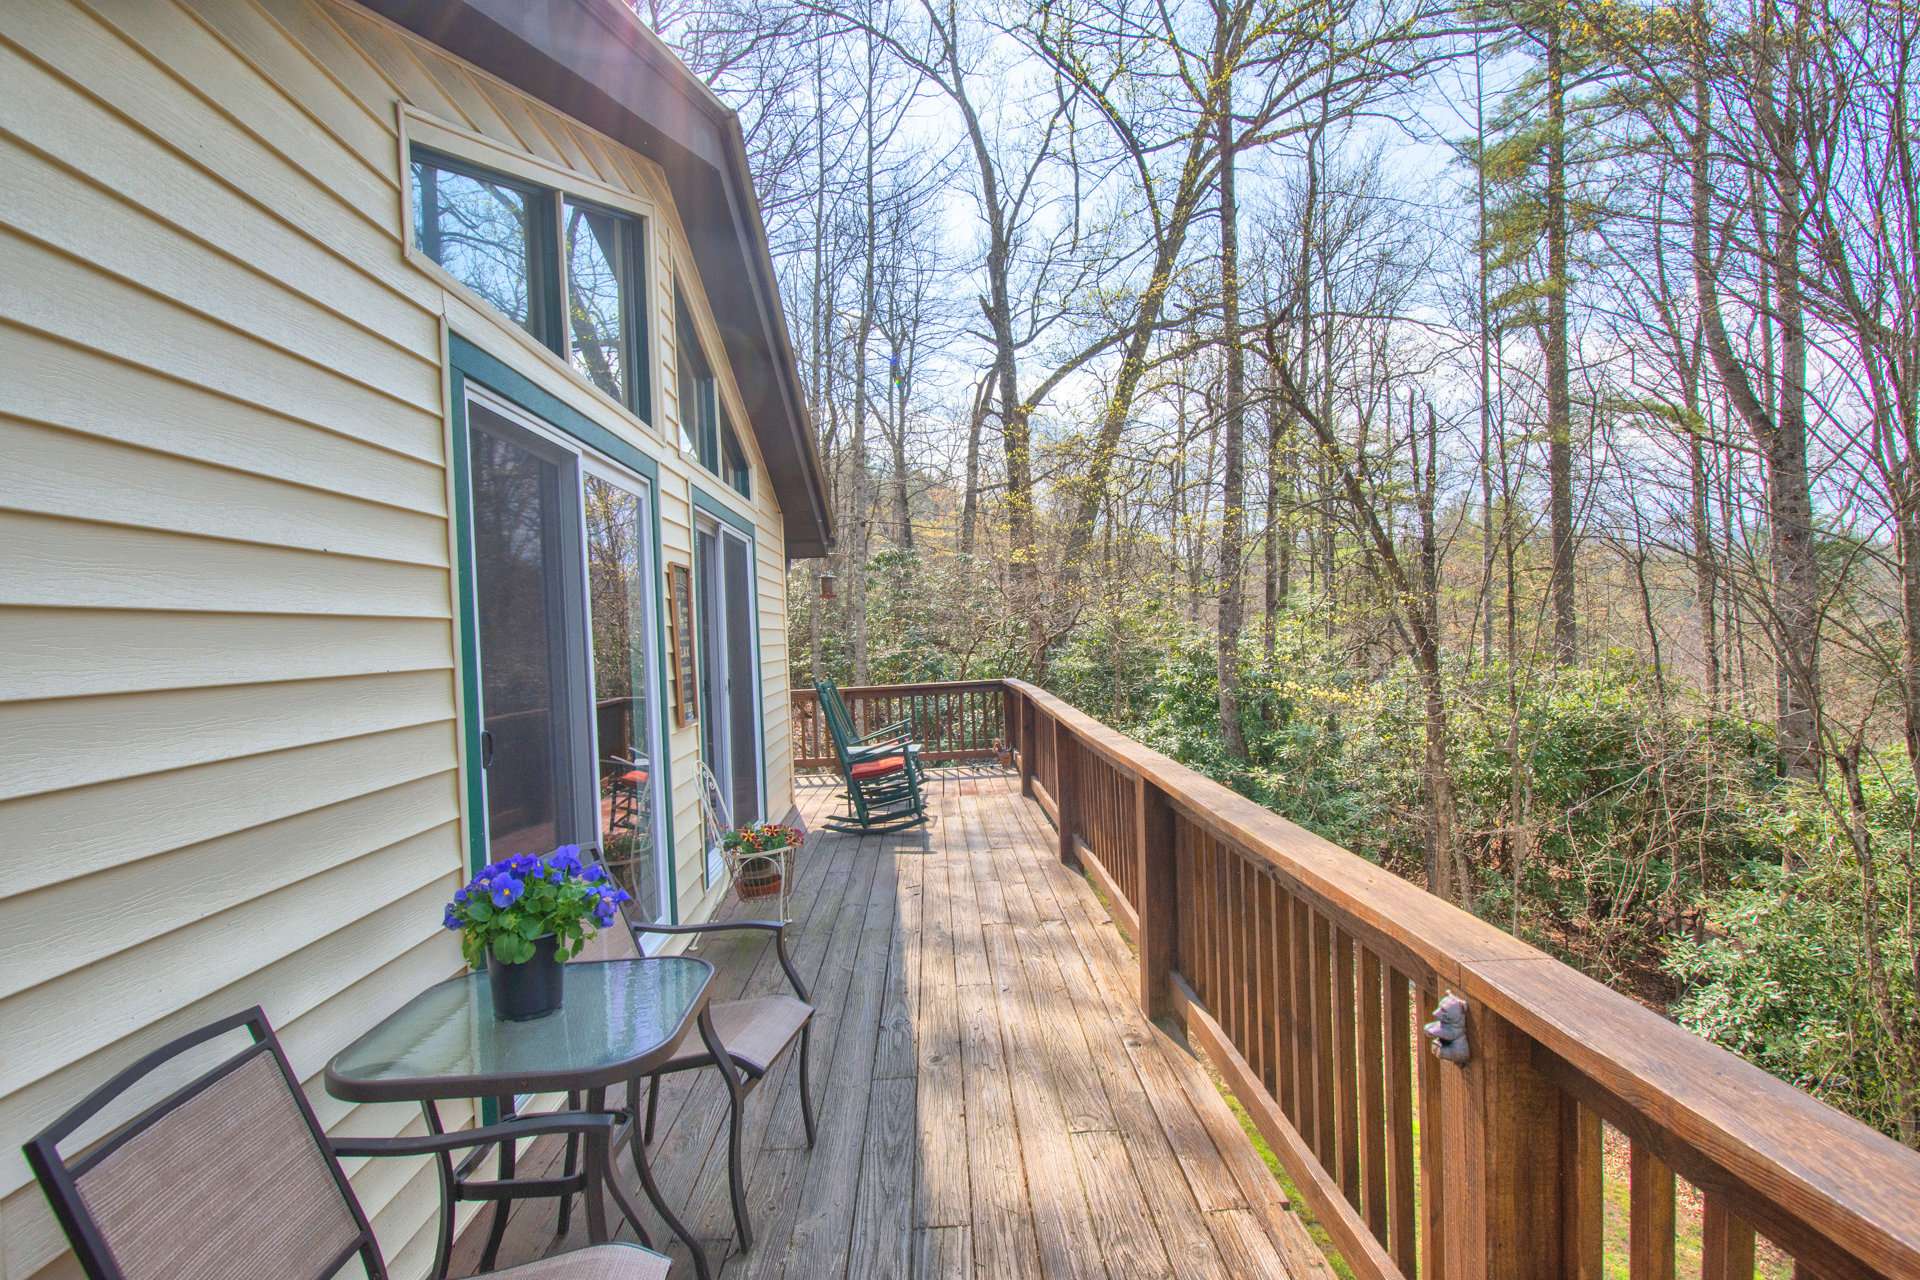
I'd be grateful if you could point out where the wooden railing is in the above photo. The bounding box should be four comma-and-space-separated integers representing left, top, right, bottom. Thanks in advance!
791, 679, 1007, 769
991, 677, 1920, 1280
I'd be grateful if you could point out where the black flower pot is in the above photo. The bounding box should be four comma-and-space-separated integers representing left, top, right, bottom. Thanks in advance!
486, 934, 565, 1021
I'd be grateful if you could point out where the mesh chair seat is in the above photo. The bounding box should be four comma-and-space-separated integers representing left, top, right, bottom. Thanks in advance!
656, 995, 812, 1076
491, 1244, 670, 1280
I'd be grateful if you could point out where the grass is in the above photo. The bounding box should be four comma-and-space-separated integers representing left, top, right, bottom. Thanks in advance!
1597, 1129, 1793, 1280
1209, 1068, 1358, 1279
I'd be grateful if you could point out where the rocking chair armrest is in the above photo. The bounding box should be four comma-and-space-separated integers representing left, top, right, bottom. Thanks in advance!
627, 920, 810, 1004
331, 1111, 622, 1160
845, 740, 921, 762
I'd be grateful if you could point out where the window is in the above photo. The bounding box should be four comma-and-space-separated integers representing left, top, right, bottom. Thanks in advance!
563, 198, 650, 419
721, 412, 750, 498
674, 287, 750, 494
412, 151, 556, 346
410, 149, 652, 423
675, 288, 719, 470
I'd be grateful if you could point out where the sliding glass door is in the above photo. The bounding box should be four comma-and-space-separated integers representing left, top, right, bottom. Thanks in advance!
582, 468, 666, 923
695, 514, 763, 860
463, 389, 670, 926
468, 405, 584, 861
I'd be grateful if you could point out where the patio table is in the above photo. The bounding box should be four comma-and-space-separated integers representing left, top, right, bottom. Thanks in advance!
326, 956, 727, 1280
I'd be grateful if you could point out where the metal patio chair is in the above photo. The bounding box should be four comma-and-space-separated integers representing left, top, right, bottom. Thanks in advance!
23, 1006, 669, 1280
620, 913, 815, 1253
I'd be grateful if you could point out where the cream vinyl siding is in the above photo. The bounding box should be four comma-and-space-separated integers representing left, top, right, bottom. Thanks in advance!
0, 2, 796, 1278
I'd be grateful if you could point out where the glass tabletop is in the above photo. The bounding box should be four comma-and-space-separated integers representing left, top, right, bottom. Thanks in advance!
325, 957, 713, 1102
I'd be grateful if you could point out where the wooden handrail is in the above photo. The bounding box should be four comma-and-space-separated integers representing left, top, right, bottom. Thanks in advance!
791, 680, 1007, 769
990, 676, 1920, 1279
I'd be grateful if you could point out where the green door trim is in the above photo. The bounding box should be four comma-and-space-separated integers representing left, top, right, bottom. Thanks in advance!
690, 484, 770, 828
447, 333, 680, 922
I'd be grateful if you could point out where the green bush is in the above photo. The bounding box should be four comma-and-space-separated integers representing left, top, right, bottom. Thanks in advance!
1666, 775, 1920, 1141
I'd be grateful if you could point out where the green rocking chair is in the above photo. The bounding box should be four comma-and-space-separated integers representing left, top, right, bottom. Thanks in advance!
817, 679, 929, 832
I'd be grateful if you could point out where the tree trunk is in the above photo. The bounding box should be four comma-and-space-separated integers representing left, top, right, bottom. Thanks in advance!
1475, 40, 1497, 668
1545, 19, 1577, 662
1215, 82, 1249, 761
959, 380, 986, 556
1687, 9, 1821, 777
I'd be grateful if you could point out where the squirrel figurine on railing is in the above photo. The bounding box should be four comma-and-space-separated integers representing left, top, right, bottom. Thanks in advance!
1425, 993, 1470, 1064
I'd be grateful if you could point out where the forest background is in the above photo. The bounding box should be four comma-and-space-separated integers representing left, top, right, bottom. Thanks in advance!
638, 0, 1920, 1148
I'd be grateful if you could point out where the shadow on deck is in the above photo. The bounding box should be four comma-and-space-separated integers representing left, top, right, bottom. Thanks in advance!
450, 767, 1332, 1280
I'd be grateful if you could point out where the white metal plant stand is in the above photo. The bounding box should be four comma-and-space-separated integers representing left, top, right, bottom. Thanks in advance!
699, 762, 795, 923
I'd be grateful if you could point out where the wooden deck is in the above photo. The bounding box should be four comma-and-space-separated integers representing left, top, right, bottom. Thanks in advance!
451, 767, 1332, 1280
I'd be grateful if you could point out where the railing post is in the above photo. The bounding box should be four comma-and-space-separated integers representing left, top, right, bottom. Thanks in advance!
1055, 727, 1078, 867
1135, 776, 1176, 1020
1019, 696, 1036, 798
1440, 1001, 1574, 1279
1006, 679, 1021, 759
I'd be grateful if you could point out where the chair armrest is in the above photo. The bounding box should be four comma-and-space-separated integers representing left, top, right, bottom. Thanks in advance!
627, 921, 810, 1004
331, 1111, 622, 1160
854, 719, 913, 743
628, 920, 787, 937
846, 740, 921, 762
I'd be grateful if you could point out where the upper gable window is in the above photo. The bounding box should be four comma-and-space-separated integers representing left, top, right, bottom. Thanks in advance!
676, 287, 751, 498
721, 413, 750, 498
563, 198, 650, 418
412, 151, 554, 346
410, 147, 652, 424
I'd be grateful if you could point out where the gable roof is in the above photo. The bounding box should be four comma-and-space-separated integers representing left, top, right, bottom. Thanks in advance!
356, 0, 833, 558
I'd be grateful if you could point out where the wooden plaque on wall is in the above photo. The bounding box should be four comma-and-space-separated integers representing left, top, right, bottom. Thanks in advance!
666, 562, 699, 727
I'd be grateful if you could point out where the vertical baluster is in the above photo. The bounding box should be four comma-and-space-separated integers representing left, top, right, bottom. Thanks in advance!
1386, 968, 1417, 1272
1628, 1142, 1675, 1280
1174, 816, 1194, 994
1273, 882, 1296, 1123
1292, 896, 1317, 1153
1417, 975, 1445, 1279
1335, 929, 1361, 1207
1312, 911, 1336, 1169
1244, 859, 1259, 1074
1255, 872, 1278, 1096
1561, 1098, 1602, 1280
1059, 728, 1079, 865
1360, 947, 1388, 1243
1218, 837, 1237, 1041
1190, 832, 1205, 1013
1198, 836, 1213, 1013
1701, 1195, 1755, 1280
1225, 854, 1243, 1057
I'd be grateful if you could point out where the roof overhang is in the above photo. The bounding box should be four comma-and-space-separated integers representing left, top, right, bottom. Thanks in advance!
355, 0, 833, 558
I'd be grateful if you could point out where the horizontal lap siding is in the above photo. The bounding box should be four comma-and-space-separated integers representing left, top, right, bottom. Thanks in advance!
0, 1, 800, 1275
0, 1, 470, 1276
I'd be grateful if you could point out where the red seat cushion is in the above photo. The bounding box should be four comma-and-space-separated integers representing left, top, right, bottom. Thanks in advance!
620, 770, 647, 785
849, 756, 906, 781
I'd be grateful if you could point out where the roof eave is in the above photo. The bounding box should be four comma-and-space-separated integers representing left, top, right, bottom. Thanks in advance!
354, 0, 834, 558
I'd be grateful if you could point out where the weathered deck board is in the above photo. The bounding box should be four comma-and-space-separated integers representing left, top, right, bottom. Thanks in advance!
450, 769, 1327, 1279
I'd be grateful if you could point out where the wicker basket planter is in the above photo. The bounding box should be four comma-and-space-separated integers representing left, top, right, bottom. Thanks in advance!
734, 859, 784, 901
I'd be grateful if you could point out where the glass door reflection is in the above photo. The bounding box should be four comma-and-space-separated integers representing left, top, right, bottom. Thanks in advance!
467, 406, 582, 861
583, 470, 667, 924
